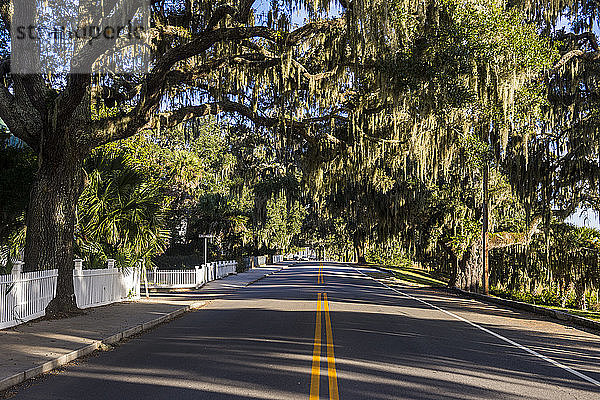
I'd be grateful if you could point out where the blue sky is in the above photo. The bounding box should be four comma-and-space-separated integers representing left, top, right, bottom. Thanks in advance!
566, 209, 600, 229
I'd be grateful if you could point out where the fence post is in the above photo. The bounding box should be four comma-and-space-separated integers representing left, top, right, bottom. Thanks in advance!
11, 261, 23, 317
73, 259, 83, 308
10, 261, 25, 289
131, 261, 141, 299
11, 261, 23, 276
140, 260, 149, 298
195, 266, 201, 288
106, 259, 117, 301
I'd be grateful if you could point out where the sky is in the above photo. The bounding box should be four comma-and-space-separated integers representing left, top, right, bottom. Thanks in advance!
565, 209, 600, 230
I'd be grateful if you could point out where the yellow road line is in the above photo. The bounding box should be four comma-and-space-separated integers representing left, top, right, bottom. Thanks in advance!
323, 293, 339, 400
318, 264, 324, 284
309, 293, 322, 400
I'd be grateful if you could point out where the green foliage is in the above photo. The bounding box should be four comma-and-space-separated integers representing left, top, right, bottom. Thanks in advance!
547, 224, 600, 291
257, 193, 307, 253
0, 146, 36, 244
122, 120, 253, 262
491, 223, 600, 309
0, 145, 36, 273
301, 1, 554, 281
76, 147, 171, 269
491, 286, 561, 307
135, 118, 309, 261
365, 241, 412, 268
303, 216, 353, 261
128, 119, 235, 200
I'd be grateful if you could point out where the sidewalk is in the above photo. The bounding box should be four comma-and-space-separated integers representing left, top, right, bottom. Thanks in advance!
0, 265, 284, 393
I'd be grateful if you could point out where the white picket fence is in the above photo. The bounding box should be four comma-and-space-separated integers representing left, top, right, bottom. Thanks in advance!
0, 260, 140, 330
144, 260, 237, 289
74, 265, 140, 309
0, 269, 57, 329
1, 258, 237, 330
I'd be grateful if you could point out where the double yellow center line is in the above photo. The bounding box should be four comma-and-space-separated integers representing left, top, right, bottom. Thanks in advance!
309, 286, 339, 399
318, 264, 325, 284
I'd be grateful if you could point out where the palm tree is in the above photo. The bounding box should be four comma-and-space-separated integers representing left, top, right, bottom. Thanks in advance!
75, 147, 171, 270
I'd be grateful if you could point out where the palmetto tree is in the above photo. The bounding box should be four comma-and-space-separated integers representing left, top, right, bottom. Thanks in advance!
76, 148, 171, 270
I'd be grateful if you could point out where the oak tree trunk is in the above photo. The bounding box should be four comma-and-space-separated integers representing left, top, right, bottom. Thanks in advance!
23, 131, 86, 317
575, 281, 587, 311
452, 239, 483, 292
353, 234, 366, 264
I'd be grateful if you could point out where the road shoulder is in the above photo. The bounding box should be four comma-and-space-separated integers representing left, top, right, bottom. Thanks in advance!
356, 265, 600, 388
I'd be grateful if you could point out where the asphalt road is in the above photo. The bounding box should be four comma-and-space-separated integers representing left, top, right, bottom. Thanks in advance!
6, 262, 600, 399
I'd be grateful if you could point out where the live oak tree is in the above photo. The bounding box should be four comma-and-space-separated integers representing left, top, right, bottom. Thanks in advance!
4, 0, 454, 312
0, 0, 352, 315
301, 0, 556, 286
348, 0, 600, 291
486, 0, 600, 301
306, 0, 600, 291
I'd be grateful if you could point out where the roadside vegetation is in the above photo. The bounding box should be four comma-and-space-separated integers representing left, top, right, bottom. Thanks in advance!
1, 119, 308, 275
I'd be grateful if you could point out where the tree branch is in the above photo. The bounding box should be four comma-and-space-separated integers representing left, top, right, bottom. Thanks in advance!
84, 17, 347, 151
0, 85, 42, 150
165, 53, 279, 85
154, 100, 345, 146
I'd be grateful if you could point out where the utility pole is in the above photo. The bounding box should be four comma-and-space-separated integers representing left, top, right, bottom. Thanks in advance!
483, 161, 489, 295
482, 123, 490, 295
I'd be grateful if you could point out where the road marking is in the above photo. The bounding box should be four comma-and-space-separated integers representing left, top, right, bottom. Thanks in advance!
353, 267, 600, 388
309, 293, 322, 400
323, 293, 340, 400
309, 292, 340, 400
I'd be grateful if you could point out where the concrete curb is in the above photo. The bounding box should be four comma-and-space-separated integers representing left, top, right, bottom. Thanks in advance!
244, 265, 286, 287
450, 288, 600, 332
0, 300, 206, 393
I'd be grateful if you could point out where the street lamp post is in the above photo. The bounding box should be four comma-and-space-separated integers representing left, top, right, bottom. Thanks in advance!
199, 234, 215, 266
